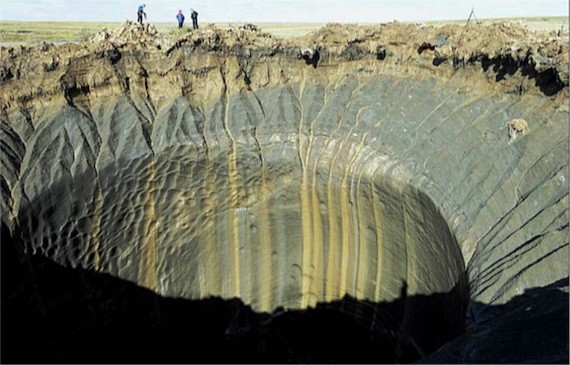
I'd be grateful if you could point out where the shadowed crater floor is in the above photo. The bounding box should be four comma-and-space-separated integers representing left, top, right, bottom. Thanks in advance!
2, 230, 470, 363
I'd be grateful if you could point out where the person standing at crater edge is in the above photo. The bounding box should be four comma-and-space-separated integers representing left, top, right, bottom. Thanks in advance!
137, 4, 147, 25
190, 8, 199, 29
176, 9, 185, 28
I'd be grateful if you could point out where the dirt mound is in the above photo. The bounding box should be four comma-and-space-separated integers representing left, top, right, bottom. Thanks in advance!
294, 22, 568, 92
90, 20, 161, 45
87, 21, 278, 53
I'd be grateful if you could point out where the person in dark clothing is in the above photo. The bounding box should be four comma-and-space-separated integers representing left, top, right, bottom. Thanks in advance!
176, 9, 185, 28
137, 4, 146, 24
190, 8, 199, 29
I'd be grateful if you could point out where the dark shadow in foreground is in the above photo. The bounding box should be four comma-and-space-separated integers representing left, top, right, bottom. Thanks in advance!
7, 222, 564, 363
420, 276, 569, 364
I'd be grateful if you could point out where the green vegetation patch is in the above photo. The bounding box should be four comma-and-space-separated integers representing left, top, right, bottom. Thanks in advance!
0, 21, 121, 42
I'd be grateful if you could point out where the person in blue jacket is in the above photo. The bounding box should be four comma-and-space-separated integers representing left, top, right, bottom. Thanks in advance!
137, 4, 146, 24
190, 8, 199, 29
176, 9, 185, 28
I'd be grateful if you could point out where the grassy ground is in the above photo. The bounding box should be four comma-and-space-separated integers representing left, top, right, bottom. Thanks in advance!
0, 21, 120, 43
0, 16, 567, 43
426, 16, 568, 31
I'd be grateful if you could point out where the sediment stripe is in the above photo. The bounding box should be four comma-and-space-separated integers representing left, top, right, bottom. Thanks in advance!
89, 182, 103, 270
138, 157, 158, 292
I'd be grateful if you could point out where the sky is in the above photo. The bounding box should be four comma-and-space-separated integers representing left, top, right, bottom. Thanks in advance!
0, 0, 567, 24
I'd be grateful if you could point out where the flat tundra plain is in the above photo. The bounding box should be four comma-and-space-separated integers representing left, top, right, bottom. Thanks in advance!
0, 16, 567, 42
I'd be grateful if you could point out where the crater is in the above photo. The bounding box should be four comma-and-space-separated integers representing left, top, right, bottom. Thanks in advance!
1, 21, 568, 363
9, 140, 470, 362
